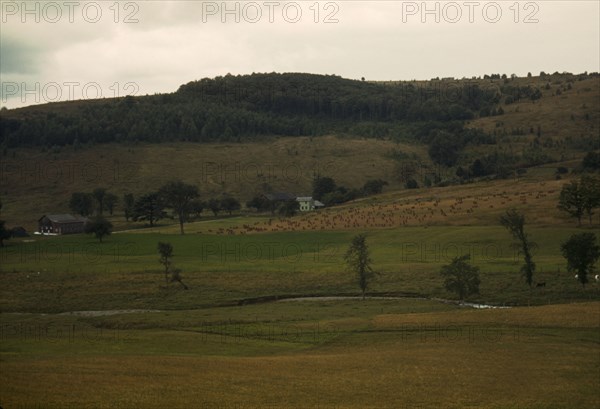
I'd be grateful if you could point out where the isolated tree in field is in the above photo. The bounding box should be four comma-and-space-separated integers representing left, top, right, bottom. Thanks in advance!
84, 216, 112, 243
440, 254, 481, 301
104, 193, 118, 216
123, 193, 135, 221
558, 179, 586, 225
69, 192, 94, 217
159, 180, 199, 235
92, 187, 107, 216
344, 233, 375, 299
157, 241, 174, 283
170, 268, 188, 290
561, 233, 600, 288
132, 192, 166, 226
500, 209, 537, 288
157, 242, 188, 289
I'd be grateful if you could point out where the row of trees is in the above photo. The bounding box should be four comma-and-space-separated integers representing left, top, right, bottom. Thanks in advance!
499, 208, 599, 289
245, 176, 388, 216
70, 181, 243, 235
312, 176, 388, 206
348, 209, 600, 302
69, 188, 119, 217
128, 190, 241, 234
245, 196, 300, 217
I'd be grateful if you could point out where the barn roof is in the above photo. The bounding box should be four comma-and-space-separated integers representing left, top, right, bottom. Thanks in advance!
39, 214, 88, 223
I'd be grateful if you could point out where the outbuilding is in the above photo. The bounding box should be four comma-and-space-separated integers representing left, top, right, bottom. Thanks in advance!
38, 214, 88, 234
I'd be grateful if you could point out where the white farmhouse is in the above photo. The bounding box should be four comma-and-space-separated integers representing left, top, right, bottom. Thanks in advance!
296, 196, 325, 212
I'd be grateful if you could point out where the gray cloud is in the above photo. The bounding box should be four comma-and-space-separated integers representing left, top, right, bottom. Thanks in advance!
1, 1, 598, 108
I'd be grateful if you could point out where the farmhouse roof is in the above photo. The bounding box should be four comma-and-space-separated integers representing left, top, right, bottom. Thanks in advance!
39, 214, 88, 223
296, 196, 313, 201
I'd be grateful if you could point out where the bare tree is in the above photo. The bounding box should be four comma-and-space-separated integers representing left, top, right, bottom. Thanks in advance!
500, 209, 537, 288
344, 234, 376, 299
157, 242, 173, 283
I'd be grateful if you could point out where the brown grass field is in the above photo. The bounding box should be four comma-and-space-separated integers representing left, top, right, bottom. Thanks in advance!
1, 301, 598, 408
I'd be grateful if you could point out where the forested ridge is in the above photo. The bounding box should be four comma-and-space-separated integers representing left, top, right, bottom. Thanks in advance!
0, 72, 508, 147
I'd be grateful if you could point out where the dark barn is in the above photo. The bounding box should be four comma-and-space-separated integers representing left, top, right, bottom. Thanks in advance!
38, 214, 88, 235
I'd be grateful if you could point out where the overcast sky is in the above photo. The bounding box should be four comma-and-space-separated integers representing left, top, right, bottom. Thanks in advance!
1, 0, 598, 109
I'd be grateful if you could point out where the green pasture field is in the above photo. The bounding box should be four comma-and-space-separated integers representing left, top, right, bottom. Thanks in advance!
1, 225, 598, 313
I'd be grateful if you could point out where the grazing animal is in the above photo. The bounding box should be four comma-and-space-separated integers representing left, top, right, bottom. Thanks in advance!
536, 282, 546, 288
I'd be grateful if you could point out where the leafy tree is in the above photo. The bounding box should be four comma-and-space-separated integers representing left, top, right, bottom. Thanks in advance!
500, 209, 537, 287
104, 193, 118, 216
157, 241, 174, 283
188, 199, 205, 220
428, 131, 461, 167
344, 233, 376, 299
159, 180, 199, 235
440, 254, 481, 301
170, 268, 188, 290
132, 192, 166, 226
470, 158, 486, 177
312, 176, 336, 201
404, 178, 419, 189
92, 188, 107, 216
208, 199, 221, 216
394, 160, 419, 184
156, 242, 188, 288
558, 179, 586, 225
123, 193, 135, 221
84, 216, 112, 243
0, 220, 11, 247
322, 190, 346, 206
456, 166, 467, 179
278, 200, 300, 217
581, 176, 600, 224
220, 197, 241, 215
0, 197, 9, 247
362, 179, 388, 196
246, 196, 273, 213
582, 151, 600, 170
69, 192, 94, 217
561, 233, 600, 288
